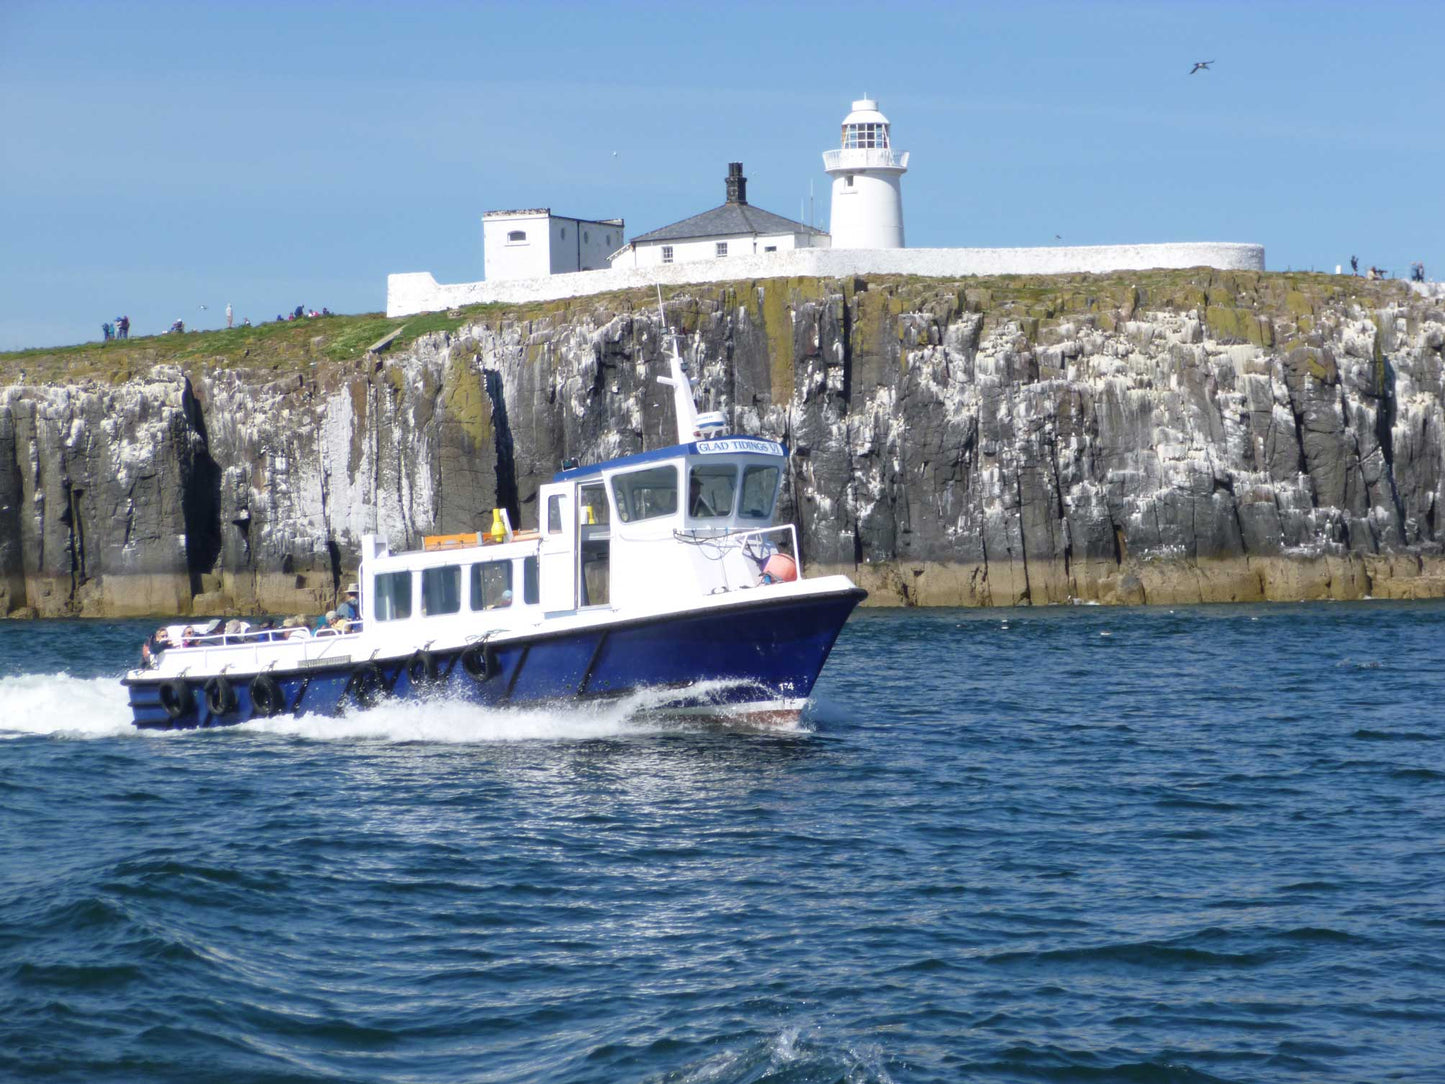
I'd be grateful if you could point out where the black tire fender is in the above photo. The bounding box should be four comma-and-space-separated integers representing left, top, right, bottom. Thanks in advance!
249, 673, 285, 718
344, 662, 386, 707
407, 649, 439, 686
204, 675, 237, 716
461, 643, 498, 682
158, 679, 191, 720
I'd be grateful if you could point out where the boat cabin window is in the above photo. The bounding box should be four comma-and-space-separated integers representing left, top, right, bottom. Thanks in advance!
373, 571, 413, 621
739, 464, 780, 519
610, 465, 678, 522
688, 464, 736, 519
523, 555, 539, 604
579, 483, 610, 526
547, 495, 564, 534
470, 560, 513, 610
421, 565, 461, 616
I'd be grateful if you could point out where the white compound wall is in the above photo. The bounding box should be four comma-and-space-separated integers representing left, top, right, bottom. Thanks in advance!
387, 242, 1266, 318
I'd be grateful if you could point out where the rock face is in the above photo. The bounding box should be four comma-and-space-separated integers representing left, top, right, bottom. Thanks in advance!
3, 270, 1444, 616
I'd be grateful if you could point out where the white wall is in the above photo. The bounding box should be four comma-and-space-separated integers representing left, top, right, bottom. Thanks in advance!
389, 242, 1268, 317
610, 231, 828, 270
550, 217, 623, 274
483, 213, 552, 282
829, 170, 905, 249
484, 213, 624, 281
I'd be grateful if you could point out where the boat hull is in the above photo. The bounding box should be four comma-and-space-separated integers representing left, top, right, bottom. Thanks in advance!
124, 587, 866, 730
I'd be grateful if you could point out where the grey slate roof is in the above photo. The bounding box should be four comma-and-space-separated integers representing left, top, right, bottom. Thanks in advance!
631, 202, 826, 244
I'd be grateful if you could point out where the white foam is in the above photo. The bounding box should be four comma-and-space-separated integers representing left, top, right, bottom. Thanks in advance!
0, 672, 136, 738
240, 679, 805, 745
0, 672, 804, 745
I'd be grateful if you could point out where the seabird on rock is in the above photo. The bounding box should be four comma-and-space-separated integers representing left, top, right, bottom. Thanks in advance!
1189, 60, 1214, 74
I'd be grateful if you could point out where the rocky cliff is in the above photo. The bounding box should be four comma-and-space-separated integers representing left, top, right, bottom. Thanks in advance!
3, 270, 1444, 617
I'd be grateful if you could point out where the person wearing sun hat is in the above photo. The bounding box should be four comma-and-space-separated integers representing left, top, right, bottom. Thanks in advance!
337, 582, 360, 622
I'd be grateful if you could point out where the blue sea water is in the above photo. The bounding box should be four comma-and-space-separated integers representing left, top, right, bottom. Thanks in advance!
1, 602, 1442, 1083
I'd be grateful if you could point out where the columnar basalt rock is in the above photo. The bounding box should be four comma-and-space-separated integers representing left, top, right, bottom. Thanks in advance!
2, 271, 1443, 616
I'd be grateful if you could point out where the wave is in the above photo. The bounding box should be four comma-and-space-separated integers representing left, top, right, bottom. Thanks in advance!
0, 672, 807, 745
0, 673, 135, 738
638, 1026, 896, 1084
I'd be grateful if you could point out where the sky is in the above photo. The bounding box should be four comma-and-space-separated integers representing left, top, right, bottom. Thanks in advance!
2, 0, 1441, 350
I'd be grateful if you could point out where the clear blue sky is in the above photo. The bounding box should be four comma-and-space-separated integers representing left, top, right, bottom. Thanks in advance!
2, 0, 1441, 350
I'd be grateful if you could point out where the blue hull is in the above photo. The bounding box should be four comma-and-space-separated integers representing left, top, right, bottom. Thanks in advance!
125, 589, 866, 730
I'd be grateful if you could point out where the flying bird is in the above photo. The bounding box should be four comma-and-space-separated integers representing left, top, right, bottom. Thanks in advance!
1189, 60, 1214, 74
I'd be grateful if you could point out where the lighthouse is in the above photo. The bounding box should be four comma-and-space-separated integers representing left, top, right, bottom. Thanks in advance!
822, 97, 909, 249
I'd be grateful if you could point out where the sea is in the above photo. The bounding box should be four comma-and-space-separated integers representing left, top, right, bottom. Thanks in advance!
1, 601, 1442, 1084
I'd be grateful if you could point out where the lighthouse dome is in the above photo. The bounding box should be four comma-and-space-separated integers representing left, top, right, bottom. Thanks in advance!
841, 99, 889, 127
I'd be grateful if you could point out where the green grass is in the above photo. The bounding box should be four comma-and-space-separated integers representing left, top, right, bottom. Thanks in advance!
0, 304, 517, 384
0, 271, 1416, 387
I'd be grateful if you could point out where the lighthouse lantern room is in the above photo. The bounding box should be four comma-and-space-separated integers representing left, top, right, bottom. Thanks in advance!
822, 97, 909, 249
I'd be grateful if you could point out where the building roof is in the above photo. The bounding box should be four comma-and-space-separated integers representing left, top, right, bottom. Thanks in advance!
629, 163, 825, 245
632, 202, 825, 244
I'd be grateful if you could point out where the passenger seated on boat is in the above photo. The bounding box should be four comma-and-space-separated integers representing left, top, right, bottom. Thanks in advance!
181, 626, 198, 647
140, 627, 171, 668
314, 611, 336, 634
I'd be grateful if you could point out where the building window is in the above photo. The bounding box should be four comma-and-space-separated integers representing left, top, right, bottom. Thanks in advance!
560, 227, 566, 239
507, 230, 527, 242
764, 245, 777, 253
583, 230, 589, 243
605, 234, 612, 245
661, 245, 673, 264
716, 242, 728, 258
845, 175, 854, 187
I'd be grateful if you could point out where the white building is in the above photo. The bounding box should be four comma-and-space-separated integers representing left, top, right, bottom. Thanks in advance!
609, 163, 828, 270
483, 209, 625, 282
823, 98, 908, 249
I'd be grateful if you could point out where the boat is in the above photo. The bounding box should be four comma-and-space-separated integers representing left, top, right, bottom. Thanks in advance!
122, 298, 866, 730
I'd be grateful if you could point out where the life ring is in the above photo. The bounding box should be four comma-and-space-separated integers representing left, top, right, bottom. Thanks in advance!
249, 673, 285, 718
344, 662, 386, 708
461, 643, 498, 682
204, 675, 237, 716
407, 649, 439, 686
158, 679, 190, 720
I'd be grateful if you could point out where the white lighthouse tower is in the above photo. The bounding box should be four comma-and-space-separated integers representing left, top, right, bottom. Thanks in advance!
822, 97, 909, 249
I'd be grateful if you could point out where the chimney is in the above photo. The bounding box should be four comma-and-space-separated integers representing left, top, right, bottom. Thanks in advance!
725, 162, 747, 205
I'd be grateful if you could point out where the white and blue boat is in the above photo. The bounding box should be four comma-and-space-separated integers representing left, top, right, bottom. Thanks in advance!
123, 307, 866, 729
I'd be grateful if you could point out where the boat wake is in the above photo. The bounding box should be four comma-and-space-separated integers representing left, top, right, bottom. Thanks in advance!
0, 672, 136, 739
0, 671, 808, 744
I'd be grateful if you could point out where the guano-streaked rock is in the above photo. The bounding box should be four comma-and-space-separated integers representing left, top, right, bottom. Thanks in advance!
2, 270, 1443, 616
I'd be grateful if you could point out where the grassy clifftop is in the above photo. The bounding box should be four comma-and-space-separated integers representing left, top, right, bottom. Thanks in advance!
0, 269, 1422, 385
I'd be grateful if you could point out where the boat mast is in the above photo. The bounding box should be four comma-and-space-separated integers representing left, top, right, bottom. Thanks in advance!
655, 286, 703, 445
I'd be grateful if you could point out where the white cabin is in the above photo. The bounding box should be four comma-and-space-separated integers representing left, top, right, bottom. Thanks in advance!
353, 438, 794, 649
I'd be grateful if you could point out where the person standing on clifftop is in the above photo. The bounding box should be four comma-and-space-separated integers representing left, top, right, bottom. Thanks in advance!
1350, 255, 1359, 275
226, 302, 233, 328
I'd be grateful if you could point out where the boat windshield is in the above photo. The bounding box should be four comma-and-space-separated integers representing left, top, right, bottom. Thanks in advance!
611, 465, 678, 522
688, 464, 736, 519
739, 464, 780, 519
